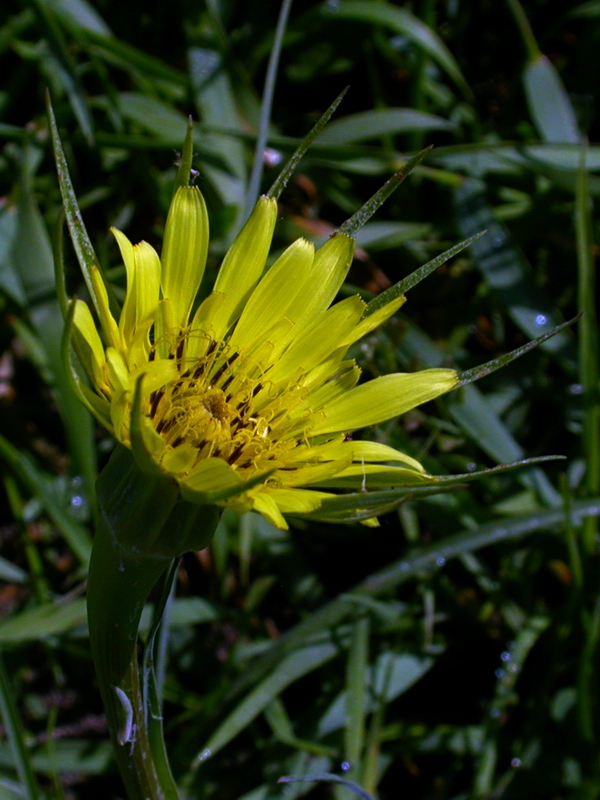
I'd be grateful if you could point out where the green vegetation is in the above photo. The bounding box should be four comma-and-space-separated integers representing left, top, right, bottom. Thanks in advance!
0, 0, 599, 798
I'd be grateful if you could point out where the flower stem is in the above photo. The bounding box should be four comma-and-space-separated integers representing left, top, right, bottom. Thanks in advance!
87, 515, 176, 800
87, 445, 220, 800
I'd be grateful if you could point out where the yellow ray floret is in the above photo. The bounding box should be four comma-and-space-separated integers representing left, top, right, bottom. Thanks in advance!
69, 186, 459, 529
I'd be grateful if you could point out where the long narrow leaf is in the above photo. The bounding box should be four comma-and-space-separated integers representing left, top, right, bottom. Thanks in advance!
223, 497, 600, 704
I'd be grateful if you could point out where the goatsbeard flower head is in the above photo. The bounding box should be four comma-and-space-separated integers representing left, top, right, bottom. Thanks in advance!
68, 184, 459, 530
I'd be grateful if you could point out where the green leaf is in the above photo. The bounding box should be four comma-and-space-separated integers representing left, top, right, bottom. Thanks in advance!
324, 1, 472, 100
0, 599, 87, 644
223, 497, 600, 705
0, 655, 42, 800
454, 180, 577, 365
193, 641, 339, 764
46, 94, 106, 314
30, 0, 95, 145
524, 55, 581, 145
0, 432, 92, 565
318, 109, 456, 145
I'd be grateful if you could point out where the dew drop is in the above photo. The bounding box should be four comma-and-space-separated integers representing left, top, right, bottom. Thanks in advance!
71, 495, 83, 508
495, 668, 505, 679
535, 314, 548, 326
467, 462, 477, 472
198, 748, 212, 762
569, 383, 583, 395
263, 148, 283, 167
500, 651, 511, 663
341, 761, 351, 772
436, 557, 446, 567
511, 758, 521, 768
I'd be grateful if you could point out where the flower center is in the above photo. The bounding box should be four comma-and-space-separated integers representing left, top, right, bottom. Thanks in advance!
148, 338, 303, 474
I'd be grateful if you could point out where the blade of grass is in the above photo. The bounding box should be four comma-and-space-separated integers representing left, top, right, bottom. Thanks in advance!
27, 0, 94, 145
244, 0, 294, 217
0, 654, 42, 800
324, 1, 472, 101
343, 616, 369, 791
222, 497, 600, 705
575, 147, 599, 553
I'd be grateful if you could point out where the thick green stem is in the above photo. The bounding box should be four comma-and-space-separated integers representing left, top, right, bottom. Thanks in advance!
87, 445, 220, 800
88, 516, 176, 800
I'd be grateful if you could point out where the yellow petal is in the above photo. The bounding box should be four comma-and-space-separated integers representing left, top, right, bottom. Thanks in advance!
350, 440, 425, 472
274, 456, 352, 487
269, 296, 365, 383
112, 229, 161, 348
106, 347, 129, 393
258, 487, 333, 515
185, 292, 227, 361
304, 233, 355, 320
311, 369, 459, 436
298, 362, 362, 417
160, 442, 199, 476
228, 238, 315, 351
337, 295, 406, 348
180, 458, 242, 499
161, 186, 209, 329
249, 492, 288, 530
285, 438, 425, 473
91, 267, 120, 352
314, 464, 436, 489
211, 196, 278, 337
71, 299, 107, 391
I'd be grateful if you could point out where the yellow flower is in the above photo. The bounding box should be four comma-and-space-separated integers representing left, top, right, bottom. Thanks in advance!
69, 186, 458, 529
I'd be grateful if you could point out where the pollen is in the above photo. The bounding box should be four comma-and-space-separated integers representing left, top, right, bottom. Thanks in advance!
147, 337, 300, 476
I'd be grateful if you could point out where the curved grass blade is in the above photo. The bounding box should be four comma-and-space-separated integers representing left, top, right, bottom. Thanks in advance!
0, 599, 87, 645
324, 1, 472, 100
191, 640, 339, 766
29, 0, 94, 145
267, 86, 349, 200
0, 654, 42, 800
223, 496, 600, 704
244, 0, 294, 215
318, 108, 456, 145
365, 231, 486, 316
